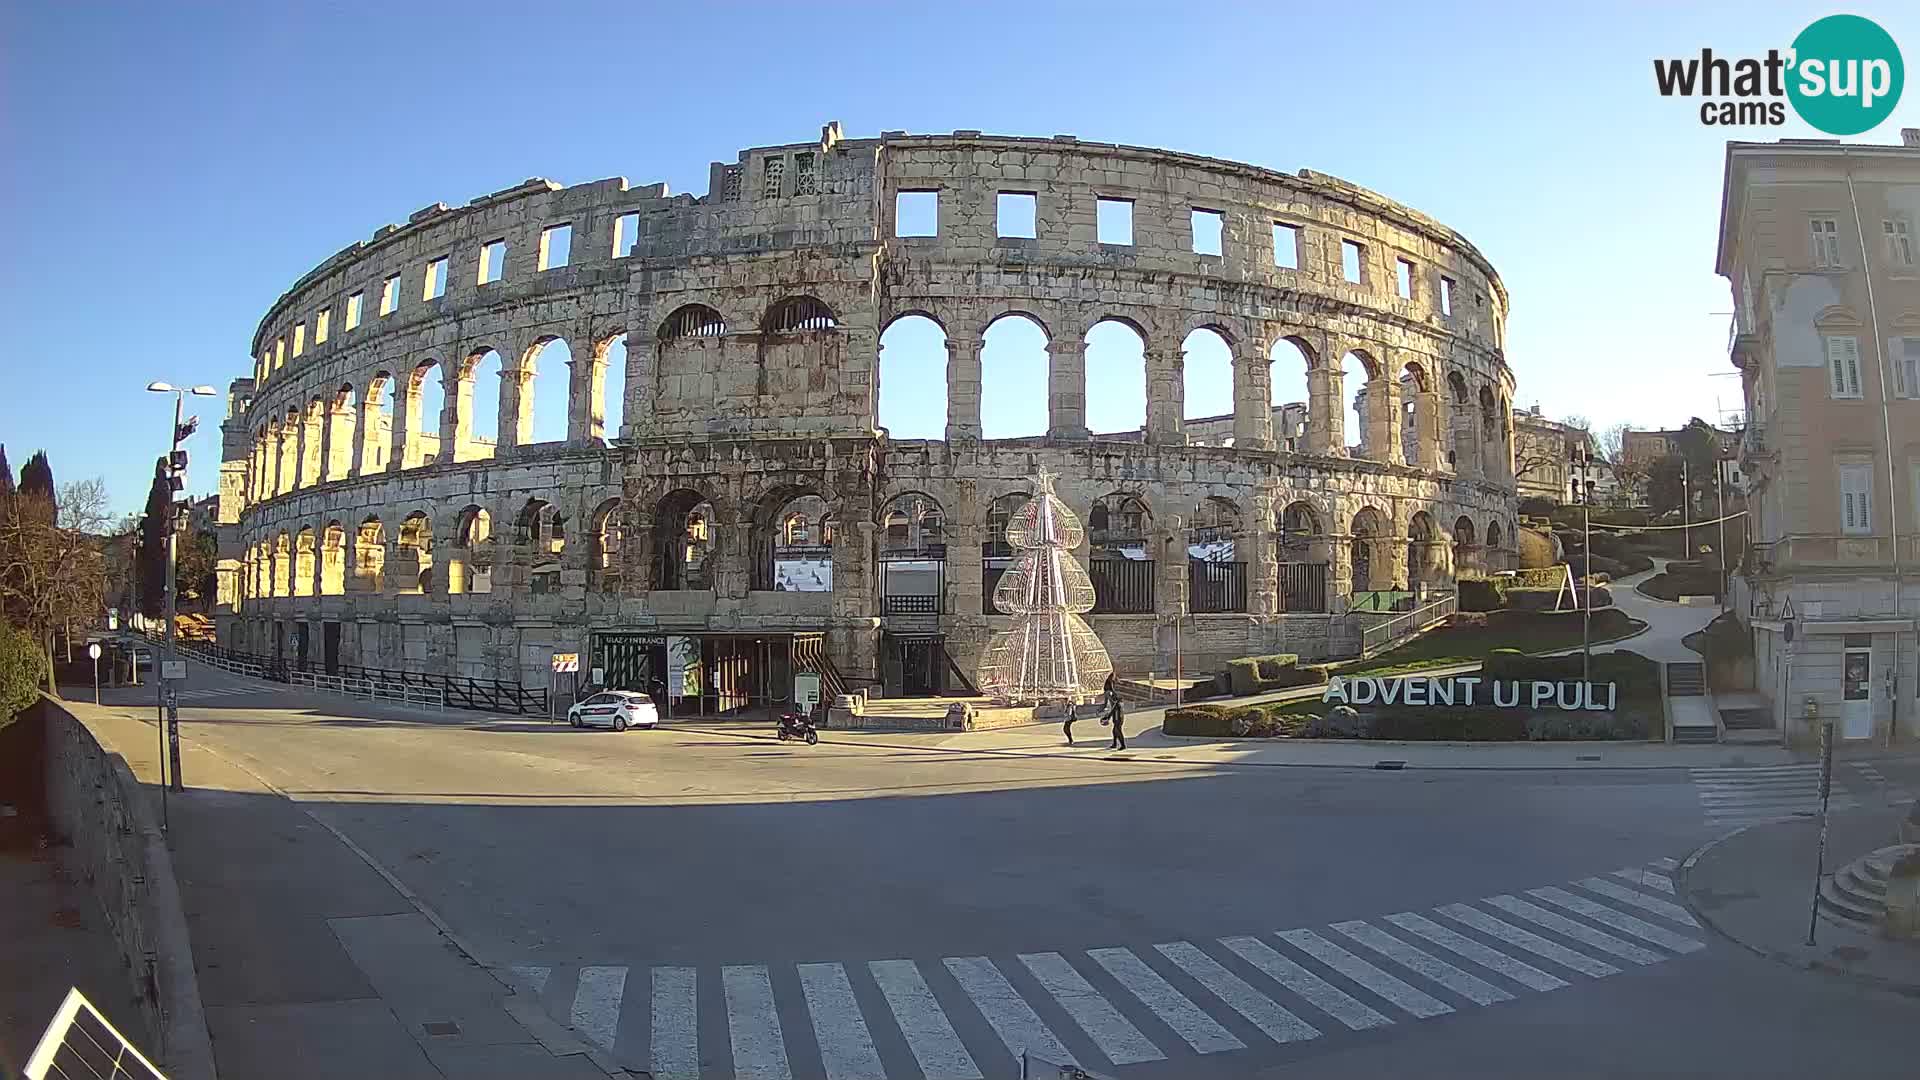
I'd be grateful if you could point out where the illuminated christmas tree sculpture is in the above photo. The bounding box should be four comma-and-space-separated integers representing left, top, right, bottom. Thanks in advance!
976, 468, 1113, 705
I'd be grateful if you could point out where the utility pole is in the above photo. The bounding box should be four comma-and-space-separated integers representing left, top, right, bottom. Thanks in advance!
1572, 443, 1593, 685
148, 382, 215, 794
1715, 453, 1731, 610
1681, 457, 1693, 559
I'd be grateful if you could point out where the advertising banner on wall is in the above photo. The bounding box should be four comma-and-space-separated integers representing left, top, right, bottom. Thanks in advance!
666, 635, 699, 699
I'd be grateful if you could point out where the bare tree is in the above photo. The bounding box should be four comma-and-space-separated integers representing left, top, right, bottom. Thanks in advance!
1599, 422, 1632, 464
0, 477, 113, 695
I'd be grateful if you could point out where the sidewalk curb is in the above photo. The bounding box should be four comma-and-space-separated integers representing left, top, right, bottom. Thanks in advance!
178, 738, 631, 1077
1678, 822, 1920, 999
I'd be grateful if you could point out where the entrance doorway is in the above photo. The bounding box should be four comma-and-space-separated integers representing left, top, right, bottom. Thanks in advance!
323, 621, 341, 674
884, 635, 945, 696
1841, 634, 1873, 739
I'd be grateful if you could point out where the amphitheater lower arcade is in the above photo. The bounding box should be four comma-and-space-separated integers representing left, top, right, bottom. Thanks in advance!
212, 125, 1518, 706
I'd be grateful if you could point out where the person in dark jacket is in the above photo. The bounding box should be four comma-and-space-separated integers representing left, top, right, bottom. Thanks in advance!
1104, 674, 1126, 750
1063, 697, 1076, 745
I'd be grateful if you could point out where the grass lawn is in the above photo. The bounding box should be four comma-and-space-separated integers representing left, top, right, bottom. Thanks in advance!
1338, 608, 1645, 678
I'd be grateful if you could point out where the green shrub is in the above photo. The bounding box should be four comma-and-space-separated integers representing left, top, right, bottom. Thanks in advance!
1505, 586, 1567, 612
1221, 653, 1308, 695
1223, 658, 1263, 696
1305, 706, 1370, 738
1163, 704, 1235, 736
1254, 654, 1298, 680
1459, 577, 1508, 612
0, 623, 45, 724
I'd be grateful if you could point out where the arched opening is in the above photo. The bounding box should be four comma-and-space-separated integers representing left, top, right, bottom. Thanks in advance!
980, 314, 1049, 438
300, 399, 325, 486
763, 295, 838, 333
326, 385, 357, 482
1187, 496, 1246, 612
1089, 493, 1154, 614
981, 492, 1031, 614
320, 522, 346, 595
1400, 361, 1432, 467
1277, 501, 1329, 612
598, 334, 627, 440
660, 304, 726, 340
1350, 506, 1388, 593
293, 527, 316, 596
272, 531, 291, 596
654, 490, 714, 591
362, 373, 394, 474
1343, 350, 1380, 459
877, 314, 947, 439
279, 408, 300, 492
397, 512, 434, 594
466, 349, 507, 451
516, 499, 565, 595
1086, 319, 1146, 436
756, 491, 833, 592
1181, 326, 1235, 438
1452, 515, 1478, 577
1270, 336, 1315, 453
1448, 371, 1472, 471
1486, 518, 1505, 567
448, 506, 493, 594
523, 337, 572, 445
354, 517, 386, 593
590, 499, 623, 595
1406, 511, 1440, 588
404, 361, 445, 468
878, 491, 946, 619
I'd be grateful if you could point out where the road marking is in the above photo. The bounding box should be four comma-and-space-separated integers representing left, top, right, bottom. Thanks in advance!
1483, 896, 1663, 965
1153, 941, 1320, 1044
722, 965, 792, 1080
651, 967, 698, 1080
1610, 868, 1674, 894
1382, 912, 1568, 992
1650, 857, 1678, 871
1328, 921, 1513, 1006
1085, 947, 1243, 1054
1019, 952, 1163, 1065
797, 963, 885, 1080
1218, 936, 1391, 1031
1275, 929, 1452, 1018
1527, 887, 1705, 954
570, 965, 626, 1051
507, 964, 550, 996
1575, 877, 1699, 927
867, 960, 981, 1080
944, 956, 1078, 1068
1436, 904, 1620, 978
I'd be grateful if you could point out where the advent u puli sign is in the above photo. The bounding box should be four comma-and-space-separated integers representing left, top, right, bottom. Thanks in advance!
1324, 676, 1619, 712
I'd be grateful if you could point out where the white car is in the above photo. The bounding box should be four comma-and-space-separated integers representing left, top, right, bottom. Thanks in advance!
567, 691, 660, 731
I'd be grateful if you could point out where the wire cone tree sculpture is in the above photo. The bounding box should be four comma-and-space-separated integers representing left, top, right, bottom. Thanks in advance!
976, 468, 1113, 705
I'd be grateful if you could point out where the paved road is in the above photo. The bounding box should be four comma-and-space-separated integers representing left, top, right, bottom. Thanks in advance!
93, 664, 1920, 1078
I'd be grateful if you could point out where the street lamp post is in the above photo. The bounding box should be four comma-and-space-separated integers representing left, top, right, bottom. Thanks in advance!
147, 381, 217, 794
1571, 444, 1593, 685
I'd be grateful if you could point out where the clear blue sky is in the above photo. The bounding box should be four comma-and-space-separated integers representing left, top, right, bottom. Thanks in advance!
4, 2, 1914, 517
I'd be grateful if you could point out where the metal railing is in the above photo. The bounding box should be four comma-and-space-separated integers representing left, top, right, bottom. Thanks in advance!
1188, 560, 1248, 613
289, 669, 447, 710
1358, 593, 1458, 656
1090, 558, 1156, 614
143, 634, 547, 715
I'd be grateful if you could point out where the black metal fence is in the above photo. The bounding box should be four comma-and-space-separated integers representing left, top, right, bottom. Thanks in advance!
1091, 558, 1156, 614
1279, 561, 1329, 613
882, 593, 940, 615
157, 636, 550, 716
1188, 560, 1248, 613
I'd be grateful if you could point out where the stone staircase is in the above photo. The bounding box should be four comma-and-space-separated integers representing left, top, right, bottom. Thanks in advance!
1818, 844, 1918, 929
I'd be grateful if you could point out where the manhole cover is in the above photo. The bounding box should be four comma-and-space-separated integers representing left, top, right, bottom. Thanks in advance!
422, 1021, 461, 1037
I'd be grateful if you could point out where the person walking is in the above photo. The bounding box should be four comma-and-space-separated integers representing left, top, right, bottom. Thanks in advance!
1063, 697, 1077, 745
1105, 674, 1126, 750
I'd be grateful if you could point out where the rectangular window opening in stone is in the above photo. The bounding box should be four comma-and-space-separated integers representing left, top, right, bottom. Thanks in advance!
998, 192, 1036, 239
538, 224, 571, 271
721, 165, 742, 204
1810, 217, 1842, 267
423, 257, 447, 301
762, 156, 785, 199
613, 212, 639, 258
1440, 276, 1455, 316
314, 309, 330, 345
381, 274, 400, 315
292, 322, 306, 357
1191, 208, 1223, 256
1273, 222, 1299, 268
345, 291, 364, 330
1097, 197, 1133, 245
479, 239, 506, 284
274, 337, 285, 368
793, 152, 816, 196
1886, 218, 1914, 267
1396, 257, 1415, 299
895, 190, 938, 237
1341, 240, 1365, 284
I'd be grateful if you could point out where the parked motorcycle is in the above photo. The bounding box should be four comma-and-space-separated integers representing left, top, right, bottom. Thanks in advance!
776, 710, 819, 746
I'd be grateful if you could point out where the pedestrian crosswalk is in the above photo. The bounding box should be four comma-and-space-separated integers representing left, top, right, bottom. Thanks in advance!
1689, 763, 1860, 827
168, 684, 277, 702
500, 858, 1704, 1078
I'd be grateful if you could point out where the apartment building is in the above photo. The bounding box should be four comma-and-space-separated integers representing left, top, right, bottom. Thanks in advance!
1719, 130, 1920, 746
1513, 407, 1595, 504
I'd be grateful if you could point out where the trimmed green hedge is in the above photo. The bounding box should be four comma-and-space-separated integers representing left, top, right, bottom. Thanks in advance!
1221, 653, 1328, 695
1164, 700, 1319, 738
1459, 577, 1508, 612
0, 622, 45, 726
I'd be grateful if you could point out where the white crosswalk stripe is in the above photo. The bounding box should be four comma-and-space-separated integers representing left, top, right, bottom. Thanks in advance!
1381, 912, 1569, 992
172, 685, 274, 700
945, 956, 1079, 1068
1650, 856, 1678, 870
868, 960, 981, 1080
1019, 951, 1163, 1065
1085, 947, 1243, 1054
1691, 764, 1859, 827
1329, 920, 1514, 1006
723, 965, 792, 1080
502, 858, 1707, 1077
1575, 877, 1699, 926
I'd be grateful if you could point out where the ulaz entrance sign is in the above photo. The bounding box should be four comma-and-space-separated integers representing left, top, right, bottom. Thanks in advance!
1324, 676, 1620, 711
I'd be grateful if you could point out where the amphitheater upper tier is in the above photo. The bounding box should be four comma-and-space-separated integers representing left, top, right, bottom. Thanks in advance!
215, 122, 1521, 697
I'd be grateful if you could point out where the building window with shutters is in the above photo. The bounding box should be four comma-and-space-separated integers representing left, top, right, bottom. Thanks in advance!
1898, 337, 1920, 398
1825, 335, 1863, 399
1838, 462, 1873, 535
1886, 218, 1915, 268
1810, 217, 1843, 268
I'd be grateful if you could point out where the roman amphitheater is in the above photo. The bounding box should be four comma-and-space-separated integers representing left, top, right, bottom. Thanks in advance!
212, 123, 1519, 709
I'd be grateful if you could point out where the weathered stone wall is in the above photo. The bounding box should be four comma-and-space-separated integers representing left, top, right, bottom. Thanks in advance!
223, 125, 1518, 688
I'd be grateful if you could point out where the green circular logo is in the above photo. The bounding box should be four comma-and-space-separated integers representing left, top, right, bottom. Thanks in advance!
1787, 15, 1904, 135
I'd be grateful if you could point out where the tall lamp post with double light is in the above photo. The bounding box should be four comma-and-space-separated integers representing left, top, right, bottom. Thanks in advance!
1570, 441, 1595, 685
147, 381, 217, 794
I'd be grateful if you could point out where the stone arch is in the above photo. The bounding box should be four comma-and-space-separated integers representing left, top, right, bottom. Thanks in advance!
1182, 314, 1244, 347
1269, 336, 1316, 452
1349, 505, 1390, 592
1406, 510, 1443, 587
1181, 327, 1235, 429
589, 498, 624, 594
447, 505, 493, 594
401, 359, 446, 469
362, 371, 395, 474
659, 303, 728, 340
589, 331, 628, 442
1399, 359, 1438, 469
981, 490, 1032, 615
1089, 492, 1153, 557
1276, 498, 1330, 612
1486, 518, 1505, 557
320, 521, 347, 595
325, 384, 357, 482
353, 516, 386, 593
980, 312, 1050, 438
272, 530, 292, 597
300, 398, 326, 487
293, 526, 317, 596
882, 308, 950, 335
877, 314, 947, 439
518, 335, 572, 446
752, 485, 835, 592
1452, 514, 1479, 576
1086, 318, 1147, 436
395, 511, 434, 594
515, 498, 566, 595
654, 488, 716, 591
879, 491, 946, 554
762, 295, 839, 334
